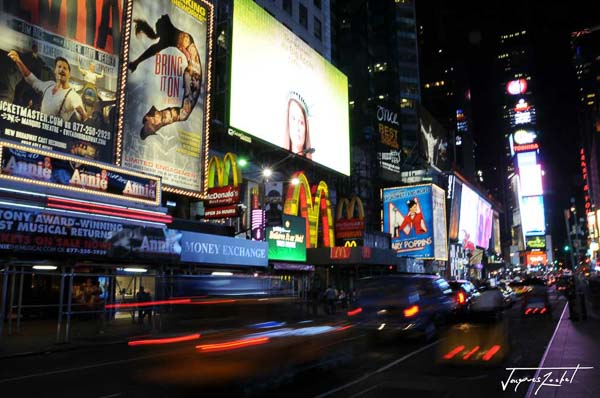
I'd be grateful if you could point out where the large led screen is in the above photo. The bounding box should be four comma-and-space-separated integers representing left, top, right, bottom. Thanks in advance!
519, 164, 543, 196
458, 184, 493, 250
121, 0, 212, 193
521, 196, 546, 236
230, 0, 350, 175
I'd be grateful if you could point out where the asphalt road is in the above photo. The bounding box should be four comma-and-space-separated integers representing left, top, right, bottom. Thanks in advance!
0, 289, 566, 398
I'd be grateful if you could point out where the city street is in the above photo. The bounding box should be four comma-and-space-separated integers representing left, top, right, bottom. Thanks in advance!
0, 289, 584, 398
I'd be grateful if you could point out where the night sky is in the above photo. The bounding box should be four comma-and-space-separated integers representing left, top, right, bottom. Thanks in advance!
420, 0, 600, 250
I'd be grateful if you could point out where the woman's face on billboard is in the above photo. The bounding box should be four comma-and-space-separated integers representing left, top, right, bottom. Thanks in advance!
288, 99, 307, 151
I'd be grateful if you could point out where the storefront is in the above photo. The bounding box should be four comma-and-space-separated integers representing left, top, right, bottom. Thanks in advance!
307, 246, 404, 293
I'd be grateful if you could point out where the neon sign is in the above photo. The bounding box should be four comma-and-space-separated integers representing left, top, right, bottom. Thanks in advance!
335, 196, 365, 239
506, 79, 528, 95
581, 148, 592, 214
283, 172, 334, 248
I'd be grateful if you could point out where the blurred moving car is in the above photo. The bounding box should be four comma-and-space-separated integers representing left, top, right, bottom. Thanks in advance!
497, 282, 517, 308
521, 278, 550, 316
556, 275, 572, 295
448, 280, 480, 314
508, 280, 532, 296
348, 274, 455, 340
470, 284, 505, 320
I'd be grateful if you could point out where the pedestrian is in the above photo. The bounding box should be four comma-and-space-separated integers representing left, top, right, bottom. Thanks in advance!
339, 289, 348, 310
136, 286, 152, 325
565, 276, 580, 321
575, 273, 588, 321
324, 285, 337, 315
309, 285, 320, 316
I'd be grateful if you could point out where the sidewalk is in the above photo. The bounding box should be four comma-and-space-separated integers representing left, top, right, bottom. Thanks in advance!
526, 296, 600, 398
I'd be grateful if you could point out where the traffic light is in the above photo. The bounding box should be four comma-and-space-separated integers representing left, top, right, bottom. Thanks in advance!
564, 245, 570, 252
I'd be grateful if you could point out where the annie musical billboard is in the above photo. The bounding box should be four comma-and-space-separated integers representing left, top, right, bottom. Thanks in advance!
0, 0, 123, 163
229, 0, 350, 175
120, 0, 212, 194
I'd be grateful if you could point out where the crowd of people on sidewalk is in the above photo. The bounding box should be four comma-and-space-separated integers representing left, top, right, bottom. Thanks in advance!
308, 285, 356, 316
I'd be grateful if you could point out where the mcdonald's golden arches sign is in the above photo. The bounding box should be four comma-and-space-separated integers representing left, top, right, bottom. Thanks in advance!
204, 152, 241, 219
335, 196, 365, 240
283, 171, 334, 248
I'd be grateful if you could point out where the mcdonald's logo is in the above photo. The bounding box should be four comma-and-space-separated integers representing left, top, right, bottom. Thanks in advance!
335, 196, 365, 239
283, 171, 334, 248
205, 152, 241, 208
207, 152, 241, 188
330, 246, 351, 260
344, 241, 357, 247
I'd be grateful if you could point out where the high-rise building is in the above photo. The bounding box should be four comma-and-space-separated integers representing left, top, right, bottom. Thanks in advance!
255, 0, 332, 61
571, 26, 600, 263
496, 29, 548, 266
332, 0, 421, 228
571, 26, 600, 210
416, 3, 476, 179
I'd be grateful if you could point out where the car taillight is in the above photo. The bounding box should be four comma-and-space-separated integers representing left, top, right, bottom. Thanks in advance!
404, 305, 419, 317
457, 292, 466, 304
347, 307, 362, 316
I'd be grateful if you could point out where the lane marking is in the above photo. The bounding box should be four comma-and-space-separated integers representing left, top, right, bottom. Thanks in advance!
524, 301, 567, 398
98, 394, 121, 398
348, 383, 381, 398
313, 339, 440, 398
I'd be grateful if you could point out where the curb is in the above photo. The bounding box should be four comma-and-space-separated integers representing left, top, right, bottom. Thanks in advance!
0, 338, 127, 361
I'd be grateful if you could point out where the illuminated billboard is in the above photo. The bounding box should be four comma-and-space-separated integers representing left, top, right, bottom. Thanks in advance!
519, 164, 543, 196
229, 0, 350, 175
267, 215, 307, 262
382, 184, 447, 260
0, 0, 123, 162
506, 79, 528, 95
526, 252, 547, 266
120, 0, 213, 195
458, 184, 493, 250
418, 105, 449, 171
521, 196, 546, 236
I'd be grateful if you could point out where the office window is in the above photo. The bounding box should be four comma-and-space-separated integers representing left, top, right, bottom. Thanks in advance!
283, 0, 292, 16
314, 16, 322, 40
299, 3, 308, 28
313, 0, 321, 9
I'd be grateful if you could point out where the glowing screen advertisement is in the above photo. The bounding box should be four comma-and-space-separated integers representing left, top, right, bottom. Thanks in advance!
230, 0, 350, 175
458, 184, 493, 250
383, 184, 447, 260
519, 164, 543, 196
521, 196, 546, 236
121, 0, 212, 192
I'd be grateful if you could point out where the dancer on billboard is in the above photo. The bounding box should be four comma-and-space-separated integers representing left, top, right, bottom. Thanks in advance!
283, 92, 312, 159
392, 198, 428, 237
7, 51, 87, 122
128, 14, 202, 139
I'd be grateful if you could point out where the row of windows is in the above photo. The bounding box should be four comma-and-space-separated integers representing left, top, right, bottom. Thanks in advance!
424, 80, 445, 88
282, 0, 322, 40
500, 30, 527, 40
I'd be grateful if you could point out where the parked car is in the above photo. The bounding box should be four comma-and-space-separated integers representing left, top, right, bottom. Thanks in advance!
448, 280, 480, 314
348, 274, 455, 340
